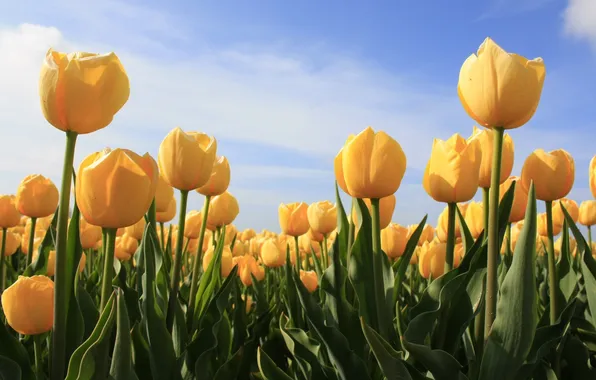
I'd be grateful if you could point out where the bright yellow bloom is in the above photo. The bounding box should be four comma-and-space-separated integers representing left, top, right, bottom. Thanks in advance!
334, 127, 407, 199
196, 156, 231, 196
155, 175, 174, 213
39, 50, 129, 134
224, 225, 238, 245
579, 200, 596, 227
1, 275, 54, 335
76, 148, 158, 229
423, 134, 480, 203
436, 203, 469, 243
299, 234, 321, 258
521, 149, 575, 202
458, 38, 546, 130
1, 230, 20, 256
46, 251, 85, 276
15, 174, 59, 218
463, 201, 484, 239
184, 210, 203, 239
590, 156, 596, 199
307, 201, 337, 236
125, 217, 146, 241
552, 198, 579, 226
419, 240, 461, 279
299, 270, 318, 293
381, 223, 409, 259
114, 234, 139, 261
499, 176, 529, 223
261, 238, 286, 268
279, 202, 309, 237
202, 245, 234, 277
352, 195, 396, 230
234, 255, 264, 286
406, 224, 435, 246
467, 126, 514, 188
79, 218, 102, 250
157, 197, 176, 223
207, 192, 240, 228
158, 127, 217, 191
537, 213, 562, 237
0, 195, 21, 229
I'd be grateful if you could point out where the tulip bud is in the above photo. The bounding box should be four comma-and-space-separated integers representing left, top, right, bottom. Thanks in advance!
1, 275, 54, 335
157, 197, 176, 223
299, 234, 321, 257
590, 156, 596, 199
381, 223, 409, 259
307, 201, 337, 236
0, 195, 22, 229
207, 192, 239, 228
406, 224, 435, 246
261, 239, 286, 268
47, 251, 85, 276
1, 230, 20, 256
521, 149, 575, 202
125, 217, 146, 241
225, 225, 238, 245
184, 210, 203, 239
196, 156, 231, 196
202, 245, 233, 277
76, 148, 158, 228
158, 128, 217, 191
334, 126, 407, 199
537, 213, 562, 237
499, 176, 529, 223
279, 202, 309, 237
115, 234, 138, 261
458, 38, 546, 130
418, 240, 460, 279
39, 50, 130, 134
552, 198, 579, 226
15, 174, 59, 218
423, 134, 481, 203
155, 176, 174, 213
352, 195, 396, 230
467, 126, 514, 188
80, 218, 102, 250
579, 200, 596, 227
463, 201, 484, 239
436, 203, 469, 242
299, 270, 318, 293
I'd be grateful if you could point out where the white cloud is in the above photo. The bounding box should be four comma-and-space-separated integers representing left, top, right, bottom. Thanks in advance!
563, 0, 596, 45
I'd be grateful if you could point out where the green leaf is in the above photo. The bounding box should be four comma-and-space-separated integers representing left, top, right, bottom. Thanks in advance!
479, 183, 538, 380
23, 213, 58, 276
131, 323, 153, 380
0, 356, 21, 380
65, 293, 116, 380
257, 347, 294, 380
361, 318, 412, 380
334, 182, 350, 265
455, 205, 475, 252
110, 288, 138, 380
75, 284, 99, 341
557, 222, 577, 303
0, 321, 34, 380
212, 348, 243, 380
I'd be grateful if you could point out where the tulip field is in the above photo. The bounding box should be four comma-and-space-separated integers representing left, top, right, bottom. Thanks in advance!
2, 37, 596, 380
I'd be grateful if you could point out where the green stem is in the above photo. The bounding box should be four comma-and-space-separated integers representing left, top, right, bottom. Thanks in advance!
482, 188, 490, 240
371, 198, 388, 335
294, 236, 300, 273
160, 222, 166, 253
34, 335, 43, 378
50, 130, 77, 380
0, 228, 6, 293
545, 200, 558, 324
588, 225, 592, 251
100, 228, 117, 311
186, 195, 211, 329
26, 217, 37, 266
484, 127, 504, 338
445, 202, 456, 272
323, 235, 329, 267
166, 190, 189, 332
347, 198, 356, 256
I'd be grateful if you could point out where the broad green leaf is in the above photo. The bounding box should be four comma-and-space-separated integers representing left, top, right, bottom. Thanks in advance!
75, 284, 99, 341
23, 212, 57, 276
479, 183, 538, 380
557, 222, 577, 303
0, 323, 33, 380
131, 323, 153, 380
361, 318, 412, 380
0, 355, 21, 380
212, 348, 243, 380
110, 288, 138, 380
257, 347, 293, 380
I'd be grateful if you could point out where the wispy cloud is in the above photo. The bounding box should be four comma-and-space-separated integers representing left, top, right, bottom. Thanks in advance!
563, 0, 596, 47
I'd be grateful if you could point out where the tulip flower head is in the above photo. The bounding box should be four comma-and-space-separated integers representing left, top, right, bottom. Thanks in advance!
1, 275, 54, 335
15, 174, 59, 218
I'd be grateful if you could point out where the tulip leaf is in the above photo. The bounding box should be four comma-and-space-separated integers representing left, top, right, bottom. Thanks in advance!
0, 355, 21, 380
212, 348, 243, 380
557, 223, 577, 303
141, 225, 180, 380
455, 206, 475, 253
75, 284, 99, 341
22, 212, 57, 276
257, 347, 294, 380
130, 323, 153, 380
64, 292, 116, 380
0, 322, 34, 380
334, 182, 350, 265
360, 317, 412, 380
110, 288, 138, 380
479, 183, 537, 380
394, 215, 428, 306
284, 246, 303, 328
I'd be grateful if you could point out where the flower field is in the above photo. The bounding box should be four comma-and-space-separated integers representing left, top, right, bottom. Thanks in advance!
1, 36, 596, 380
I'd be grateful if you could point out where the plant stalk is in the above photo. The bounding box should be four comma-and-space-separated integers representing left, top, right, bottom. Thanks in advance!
545, 200, 558, 323
166, 190, 189, 332
445, 202, 457, 272
26, 217, 37, 266
371, 198, 388, 335
100, 228, 117, 311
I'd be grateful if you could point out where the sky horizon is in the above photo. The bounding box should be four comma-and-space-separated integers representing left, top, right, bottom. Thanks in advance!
0, 0, 594, 232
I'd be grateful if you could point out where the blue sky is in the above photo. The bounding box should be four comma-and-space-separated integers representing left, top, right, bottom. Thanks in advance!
0, 0, 594, 232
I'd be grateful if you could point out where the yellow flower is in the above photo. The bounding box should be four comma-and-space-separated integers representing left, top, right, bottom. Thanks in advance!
114, 234, 139, 261
299, 270, 319, 293
1, 275, 54, 335
467, 126, 514, 188
1, 230, 20, 256
521, 149, 575, 202
552, 198, 579, 226
239, 228, 257, 242
224, 224, 238, 245
155, 175, 174, 213
334, 127, 407, 199
279, 202, 309, 237
458, 38, 546, 130
232, 241, 246, 257
499, 176, 528, 223
436, 203, 469, 243
157, 197, 176, 224
579, 200, 596, 227
15, 174, 59, 218
196, 156, 231, 196
352, 195, 396, 230
537, 213, 562, 237
299, 234, 321, 258
381, 223, 409, 259
158, 127, 217, 191
184, 210, 203, 239
418, 239, 461, 279
207, 192, 240, 228
406, 224, 435, 246
46, 251, 85, 276
261, 238, 286, 268
76, 148, 158, 229
307, 201, 337, 236
590, 156, 596, 199
0, 195, 21, 229
79, 218, 102, 250
463, 201, 484, 239
125, 217, 146, 241
423, 134, 480, 203
233, 254, 263, 286
202, 245, 234, 277
39, 50, 129, 134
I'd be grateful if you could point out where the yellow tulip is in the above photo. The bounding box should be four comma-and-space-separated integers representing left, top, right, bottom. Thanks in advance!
202, 245, 234, 277
279, 202, 309, 237
406, 224, 435, 246
458, 37, 546, 130
463, 201, 484, 239
46, 251, 85, 276
307, 201, 337, 236
0, 195, 22, 229
184, 210, 203, 239
76, 148, 158, 229
299, 234, 321, 257
155, 175, 174, 213
158, 127, 217, 191
381, 223, 409, 259
239, 228, 257, 242
436, 203, 469, 242
125, 217, 146, 241
232, 255, 262, 286
423, 134, 480, 203
419, 240, 459, 279
157, 197, 176, 223
79, 218, 102, 250
590, 156, 596, 199
352, 195, 396, 230
225, 225, 238, 245
1, 230, 20, 256
114, 234, 138, 261
334, 126, 407, 199
15, 174, 58, 218
579, 200, 596, 227
537, 213, 562, 237
1, 275, 54, 335
196, 156, 231, 196
554, 236, 577, 257
299, 270, 319, 293
467, 126, 514, 188
21, 236, 42, 257
39, 50, 130, 134
552, 198, 579, 226
521, 149, 575, 202
261, 239, 286, 268
499, 176, 529, 223
207, 192, 240, 228
232, 241, 245, 257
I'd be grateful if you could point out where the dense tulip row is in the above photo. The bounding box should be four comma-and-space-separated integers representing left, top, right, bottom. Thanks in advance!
0, 37, 595, 380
